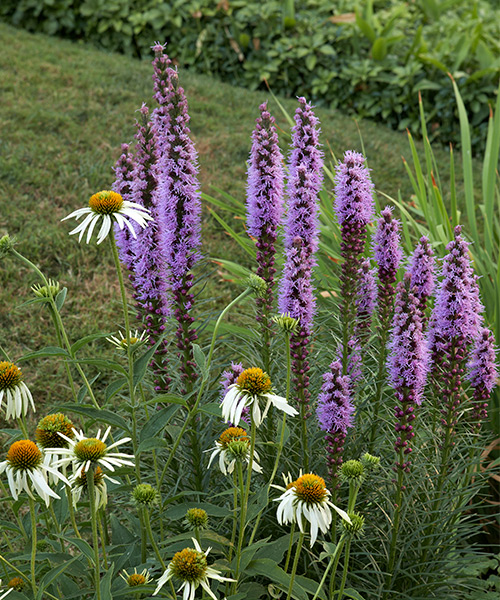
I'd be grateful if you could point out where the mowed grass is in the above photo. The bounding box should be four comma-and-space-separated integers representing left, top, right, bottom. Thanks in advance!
0, 23, 473, 414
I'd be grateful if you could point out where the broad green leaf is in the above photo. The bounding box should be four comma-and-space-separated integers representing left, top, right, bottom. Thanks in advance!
71, 332, 113, 355
140, 405, 181, 442
105, 378, 127, 402
36, 556, 79, 600
133, 337, 162, 387
54, 286, 68, 311
136, 437, 169, 454
192, 343, 208, 379
72, 357, 127, 376
246, 558, 308, 600
100, 562, 114, 600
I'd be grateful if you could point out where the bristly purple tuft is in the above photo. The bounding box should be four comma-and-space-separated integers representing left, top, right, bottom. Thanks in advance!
407, 236, 435, 327
355, 258, 377, 346
334, 150, 375, 226
373, 206, 403, 285
467, 327, 497, 427
316, 360, 354, 485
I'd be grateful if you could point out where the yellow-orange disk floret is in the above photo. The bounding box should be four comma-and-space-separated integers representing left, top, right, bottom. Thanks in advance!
218, 427, 249, 449
6, 440, 42, 471
8, 576, 25, 591
74, 438, 107, 462
88, 191, 124, 215
127, 573, 146, 587
35, 413, 75, 449
293, 474, 328, 504
170, 548, 208, 582
236, 367, 272, 395
0, 361, 23, 389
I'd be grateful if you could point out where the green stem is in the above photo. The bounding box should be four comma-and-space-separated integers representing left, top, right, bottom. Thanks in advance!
143, 508, 166, 570
48, 306, 78, 402
284, 522, 295, 573
65, 485, 82, 539
312, 536, 346, 600
231, 459, 247, 593
158, 288, 252, 489
227, 469, 239, 582
48, 503, 65, 552
11, 248, 100, 409
16, 416, 29, 438
286, 532, 305, 600
248, 330, 292, 546
28, 496, 38, 597
329, 536, 346, 598
86, 466, 101, 600
384, 452, 404, 596
0, 479, 28, 540
336, 538, 351, 600
97, 510, 109, 569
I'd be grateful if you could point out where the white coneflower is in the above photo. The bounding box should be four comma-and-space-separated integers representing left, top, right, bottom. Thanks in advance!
70, 465, 117, 509
275, 473, 351, 546
62, 190, 152, 245
206, 426, 262, 475
0, 361, 35, 420
106, 330, 149, 351
120, 568, 153, 587
36, 413, 75, 485
153, 538, 235, 599
0, 440, 69, 507
48, 426, 134, 474
221, 367, 298, 427
0, 579, 15, 599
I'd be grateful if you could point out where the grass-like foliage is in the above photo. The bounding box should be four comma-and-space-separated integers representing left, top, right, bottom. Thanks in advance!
0, 39, 498, 600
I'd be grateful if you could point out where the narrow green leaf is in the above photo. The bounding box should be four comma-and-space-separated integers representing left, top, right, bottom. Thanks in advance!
140, 405, 181, 442
136, 437, 169, 455
450, 76, 477, 240
72, 358, 127, 376
482, 80, 500, 255
105, 378, 127, 402
197, 402, 223, 419
192, 343, 208, 380
133, 338, 162, 387
100, 562, 114, 600
246, 558, 308, 600
71, 332, 113, 355
18, 346, 70, 361
59, 404, 130, 433
36, 556, 79, 600
65, 537, 95, 564
208, 207, 255, 257
54, 287, 68, 311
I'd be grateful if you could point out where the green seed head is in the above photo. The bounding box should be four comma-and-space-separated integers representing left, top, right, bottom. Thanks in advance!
341, 511, 365, 538
361, 453, 381, 472
184, 508, 209, 530
132, 483, 159, 507
0, 234, 14, 256
247, 273, 267, 298
272, 313, 300, 334
341, 460, 365, 482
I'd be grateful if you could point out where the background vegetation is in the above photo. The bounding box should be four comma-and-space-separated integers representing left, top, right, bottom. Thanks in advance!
1, 0, 499, 153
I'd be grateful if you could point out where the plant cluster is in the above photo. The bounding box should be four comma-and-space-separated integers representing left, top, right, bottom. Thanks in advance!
0, 44, 498, 600
1, 0, 499, 153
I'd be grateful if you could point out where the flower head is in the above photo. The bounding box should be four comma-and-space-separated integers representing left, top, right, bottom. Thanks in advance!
373, 206, 403, 284
48, 426, 134, 475
106, 330, 149, 351
132, 483, 160, 507
0, 439, 69, 506
0, 234, 15, 257
0, 581, 14, 600
62, 190, 152, 245
272, 313, 300, 335
153, 537, 234, 598
184, 508, 209, 530
35, 413, 75, 449
71, 465, 116, 509
334, 150, 375, 227
120, 568, 153, 587
0, 361, 35, 420
275, 473, 350, 546
206, 427, 262, 475
221, 367, 298, 427
32, 279, 61, 299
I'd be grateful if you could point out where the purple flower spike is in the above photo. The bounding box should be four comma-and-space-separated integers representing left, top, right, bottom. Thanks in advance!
387, 273, 429, 474
334, 151, 375, 365
467, 327, 497, 428
246, 102, 285, 367
151, 46, 202, 395
355, 258, 377, 346
113, 108, 172, 394
408, 236, 435, 328
334, 150, 375, 227
316, 360, 354, 486
278, 98, 323, 430
429, 225, 484, 441
373, 206, 403, 327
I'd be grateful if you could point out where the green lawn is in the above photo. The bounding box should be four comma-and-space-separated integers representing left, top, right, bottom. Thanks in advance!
0, 22, 472, 412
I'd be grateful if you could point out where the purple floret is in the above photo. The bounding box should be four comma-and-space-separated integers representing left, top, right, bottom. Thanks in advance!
334, 150, 375, 227
407, 236, 435, 327
467, 327, 497, 427
373, 206, 403, 284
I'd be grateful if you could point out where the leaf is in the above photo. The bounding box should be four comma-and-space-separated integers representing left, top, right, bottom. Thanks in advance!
18, 346, 71, 361
105, 378, 127, 402
371, 37, 387, 61
246, 558, 308, 600
71, 332, 113, 355
54, 286, 68, 311
36, 556, 79, 600
133, 338, 162, 386
341, 588, 367, 600
149, 393, 187, 407
72, 358, 127, 376
100, 562, 114, 600
140, 405, 181, 442
197, 402, 223, 419
136, 437, 169, 454
192, 343, 208, 379
66, 536, 95, 564
110, 515, 137, 545
59, 404, 130, 433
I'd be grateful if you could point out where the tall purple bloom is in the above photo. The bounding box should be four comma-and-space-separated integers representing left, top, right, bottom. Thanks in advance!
373, 206, 403, 318
278, 97, 323, 469
151, 43, 202, 395
407, 236, 435, 328
246, 102, 284, 370
388, 273, 428, 472
429, 225, 483, 450
334, 150, 375, 369
467, 327, 497, 428
113, 106, 171, 393
355, 258, 377, 347
316, 360, 354, 487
